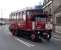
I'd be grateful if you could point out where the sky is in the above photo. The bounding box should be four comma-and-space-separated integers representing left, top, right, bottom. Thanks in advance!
0, 0, 44, 18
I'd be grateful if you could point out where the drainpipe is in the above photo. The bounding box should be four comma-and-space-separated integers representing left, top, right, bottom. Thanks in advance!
43, 0, 53, 9
52, 0, 56, 33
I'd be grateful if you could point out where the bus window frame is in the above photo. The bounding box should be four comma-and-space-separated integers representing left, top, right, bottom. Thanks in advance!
22, 11, 26, 21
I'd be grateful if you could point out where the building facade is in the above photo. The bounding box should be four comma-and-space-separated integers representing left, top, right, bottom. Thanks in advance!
43, 0, 61, 33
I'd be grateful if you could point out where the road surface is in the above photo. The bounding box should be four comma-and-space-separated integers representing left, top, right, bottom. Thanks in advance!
0, 25, 61, 50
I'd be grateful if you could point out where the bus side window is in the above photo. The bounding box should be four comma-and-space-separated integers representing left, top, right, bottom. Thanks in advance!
31, 16, 35, 21
23, 11, 26, 21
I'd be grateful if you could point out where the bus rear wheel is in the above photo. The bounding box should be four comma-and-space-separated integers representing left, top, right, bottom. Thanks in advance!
9, 28, 15, 36
30, 34, 36, 41
11, 29, 19, 36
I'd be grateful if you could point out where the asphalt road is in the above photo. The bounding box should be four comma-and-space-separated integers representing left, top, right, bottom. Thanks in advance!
0, 25, 61, 50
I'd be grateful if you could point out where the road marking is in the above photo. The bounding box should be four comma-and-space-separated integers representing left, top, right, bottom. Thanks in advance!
56, 31, 61, 33
52, 37, 61, 41
8, 32, 35, 47
14, 37, 35, 47
5, 26, 35, 47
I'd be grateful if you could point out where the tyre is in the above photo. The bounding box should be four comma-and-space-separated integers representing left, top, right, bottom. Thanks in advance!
19, 30, 23, 37
15, 30, 20, 36
9, 29, 12, 32
30, 34, 36, 41
11, 29, 18, 36
9, 28, 15, 35
46, 33, 51, 41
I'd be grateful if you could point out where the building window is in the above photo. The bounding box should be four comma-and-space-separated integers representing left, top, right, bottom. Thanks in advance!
46, 0, 49, 2
56, 17, 61, 25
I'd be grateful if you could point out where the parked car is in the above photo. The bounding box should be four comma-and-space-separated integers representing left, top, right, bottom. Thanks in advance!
0, 22, 6, 25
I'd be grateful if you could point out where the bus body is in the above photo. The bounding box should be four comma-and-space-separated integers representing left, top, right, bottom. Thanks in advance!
9, 8, 53, 41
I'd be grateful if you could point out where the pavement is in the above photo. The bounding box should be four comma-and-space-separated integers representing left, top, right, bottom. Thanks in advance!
53, 25, 61, 40
55, 26, 61, 33
0, 25, 61, 50
53, 33, 61, 40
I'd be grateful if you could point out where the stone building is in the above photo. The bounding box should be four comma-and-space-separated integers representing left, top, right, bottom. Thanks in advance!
43, 0, 61, 34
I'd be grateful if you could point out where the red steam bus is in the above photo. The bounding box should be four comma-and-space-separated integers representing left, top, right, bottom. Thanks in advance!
9, 8, 53, 41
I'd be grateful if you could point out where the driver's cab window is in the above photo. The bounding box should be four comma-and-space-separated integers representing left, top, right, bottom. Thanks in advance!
35, 15, 46, 22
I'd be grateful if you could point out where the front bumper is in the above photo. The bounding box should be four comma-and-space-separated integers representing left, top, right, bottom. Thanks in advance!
34, 30, 52, 39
